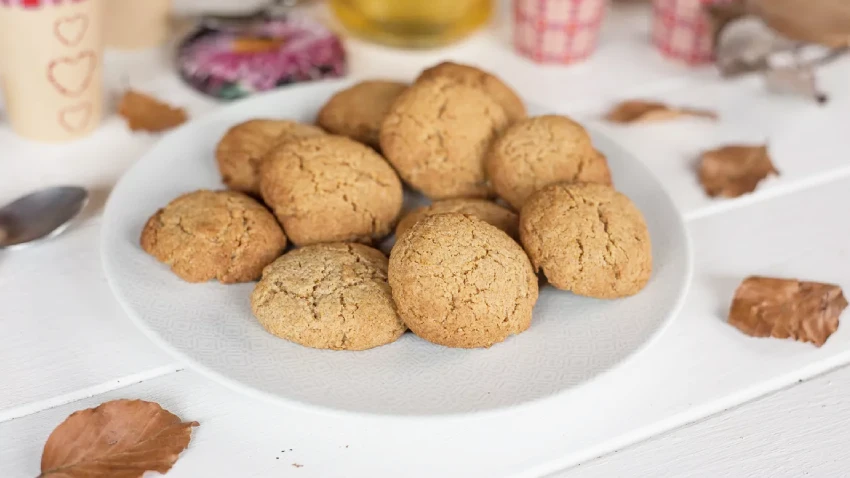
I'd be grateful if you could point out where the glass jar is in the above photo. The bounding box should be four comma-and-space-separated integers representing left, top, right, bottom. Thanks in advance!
330, 0, 493, 48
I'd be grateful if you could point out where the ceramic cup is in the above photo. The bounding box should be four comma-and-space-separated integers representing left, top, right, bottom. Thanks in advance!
513, 0, 607, 64
0, 0, 104, 142
105, 0, 171, 50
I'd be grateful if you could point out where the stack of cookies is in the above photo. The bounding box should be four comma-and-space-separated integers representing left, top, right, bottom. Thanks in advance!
140, 61, 652, 351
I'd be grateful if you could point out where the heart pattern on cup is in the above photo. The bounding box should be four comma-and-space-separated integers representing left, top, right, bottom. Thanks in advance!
47, 50, 97, 97
54, 14, 89, 47
58, 102, 93, 133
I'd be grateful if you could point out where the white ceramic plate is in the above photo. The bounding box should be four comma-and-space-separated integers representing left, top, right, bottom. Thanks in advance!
102, 79, 692, 416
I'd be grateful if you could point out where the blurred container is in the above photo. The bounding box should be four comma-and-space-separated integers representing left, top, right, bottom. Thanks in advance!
652, 0, 731, 64
513, 0, 607, 64
105, 0, 171, 50
330, 0, 492, 48
177, 16, 346, 100
0, 0, 104, 142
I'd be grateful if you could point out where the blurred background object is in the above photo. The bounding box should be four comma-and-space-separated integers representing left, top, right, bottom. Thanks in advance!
0, 0, 105, 142
513, 0, 607, 64
176, 12, 346, 100
709, 0, 849, 102
329, 0, 493, 47
106, 0, 172, 50
652, 0, 733, 64
746, 0, 850, 48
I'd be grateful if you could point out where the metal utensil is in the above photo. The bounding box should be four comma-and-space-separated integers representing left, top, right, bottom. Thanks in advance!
0, 186, 88, 249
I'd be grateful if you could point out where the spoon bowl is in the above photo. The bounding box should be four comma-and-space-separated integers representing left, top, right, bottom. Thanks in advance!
0, 186, 88, 249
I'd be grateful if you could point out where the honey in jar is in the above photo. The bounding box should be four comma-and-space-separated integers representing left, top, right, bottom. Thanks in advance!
330, 0, 493, 48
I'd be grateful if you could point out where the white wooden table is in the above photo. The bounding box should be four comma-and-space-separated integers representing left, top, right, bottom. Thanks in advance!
3, 2, 850, 477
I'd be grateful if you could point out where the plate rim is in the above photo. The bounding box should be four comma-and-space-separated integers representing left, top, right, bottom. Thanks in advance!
101, 79, 694, 419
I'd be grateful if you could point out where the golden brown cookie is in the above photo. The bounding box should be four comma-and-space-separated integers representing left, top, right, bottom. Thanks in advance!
395, 198, 518, 240
317, 80, 407, 149
215, 119, 325, 195
418, 61, 526, 123
487, 115, 613, 210
519, 182, 652, 298
251, 243, 406, 350
140, 190, 287, 283
389, 213, 538, 348
259, 135, 403, 246
380, 76, 510, 199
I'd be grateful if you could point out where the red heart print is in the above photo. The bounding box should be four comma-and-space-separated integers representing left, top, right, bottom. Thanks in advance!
54, 14, 89, 47
58, 102, 93, 133
47, 50, 97, 97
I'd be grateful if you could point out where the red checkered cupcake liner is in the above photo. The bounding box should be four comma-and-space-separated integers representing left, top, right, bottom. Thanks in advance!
652, 0, 732, 64
514, 0, 607, 64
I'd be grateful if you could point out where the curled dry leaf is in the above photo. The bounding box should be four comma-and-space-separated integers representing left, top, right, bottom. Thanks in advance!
729, 276, 847, 347
604, 100, 718, 123
698, 144, 779, 198
40, 399, 198, 478
118, 90, 188, 133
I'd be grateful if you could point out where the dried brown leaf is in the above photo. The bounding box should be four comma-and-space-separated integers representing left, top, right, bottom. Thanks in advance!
40, 399, 199, 478
118, 90, 188, 132
604, 100, 718, 123
698, 145, 779, 198
729, 276, 847, 347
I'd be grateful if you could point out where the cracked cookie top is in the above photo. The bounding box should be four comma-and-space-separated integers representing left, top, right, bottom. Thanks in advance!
140, 189, 287, 283
216, 119, 325, 195
416, 61, 527, 124
394, 198, 518, 241
486, 115, 612, 210
388, 213, 538, 348
259, 135, 403, 246
317, 80, 407, 149
519, 182, 652, 299
379, 76, 510, 200
251, 243, 406, 350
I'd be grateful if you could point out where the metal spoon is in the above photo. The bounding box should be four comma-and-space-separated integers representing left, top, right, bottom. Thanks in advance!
0, 186, 88, 249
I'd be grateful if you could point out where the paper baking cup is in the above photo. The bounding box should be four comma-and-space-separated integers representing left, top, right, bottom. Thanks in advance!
652, 0, 731, 64
0, 0, 104, 142
514, 0, 607, 64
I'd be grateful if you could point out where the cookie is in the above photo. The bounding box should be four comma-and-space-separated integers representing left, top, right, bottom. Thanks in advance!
215, 119, 325, 195
259, 135, 403, 246
140, 190, 287, 283
487, 115, 613, 210
389, 213, 538, 348
251, 243, 406, 350
519, 182, 652, 298
317, 80, 407, 149
380, 76, 509, 199
395, 198, 518, 240
417, 61, 526, 123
